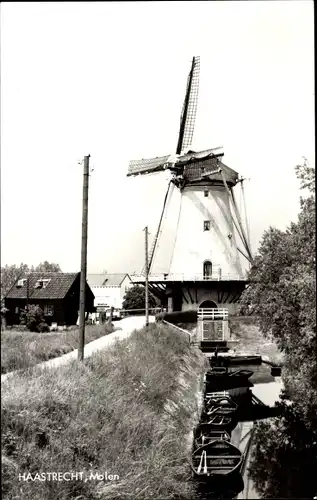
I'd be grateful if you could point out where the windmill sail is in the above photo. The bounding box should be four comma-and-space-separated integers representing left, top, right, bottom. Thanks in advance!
176, 56, 200, 155
127, 154, 171, 177
127, 57, 200, 177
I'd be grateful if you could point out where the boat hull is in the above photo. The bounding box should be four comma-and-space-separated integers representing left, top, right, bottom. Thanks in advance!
194, 430, 231, 449
191, 440, 243, 478
209, 355, 262, 367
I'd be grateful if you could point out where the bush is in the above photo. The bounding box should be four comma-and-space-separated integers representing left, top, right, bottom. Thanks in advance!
25, 305, 49, 333
156, 309, 197, 324
37, 322, 50, 333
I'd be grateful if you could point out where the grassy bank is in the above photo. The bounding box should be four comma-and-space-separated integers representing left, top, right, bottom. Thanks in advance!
1, 324, 114, 374
229, 316, 284, 365
2, 323, 207, 500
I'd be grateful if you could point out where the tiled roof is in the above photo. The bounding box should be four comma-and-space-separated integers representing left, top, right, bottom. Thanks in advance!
87, 273, 130, 287
5, 273, 79, 300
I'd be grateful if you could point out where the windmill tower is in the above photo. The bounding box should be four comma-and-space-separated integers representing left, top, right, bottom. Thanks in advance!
127, 57, 253, 315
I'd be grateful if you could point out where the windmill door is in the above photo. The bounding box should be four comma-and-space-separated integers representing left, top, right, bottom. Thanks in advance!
202, 320, 225, 341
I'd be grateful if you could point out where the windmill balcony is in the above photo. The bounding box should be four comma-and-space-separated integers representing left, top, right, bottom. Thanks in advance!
130, 272, 247, 283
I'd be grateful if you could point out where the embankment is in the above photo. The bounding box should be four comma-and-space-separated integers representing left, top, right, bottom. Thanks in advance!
2, 322, 207, 500
229, 316, 284, 364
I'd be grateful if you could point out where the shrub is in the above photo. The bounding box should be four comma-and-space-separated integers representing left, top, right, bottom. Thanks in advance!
156, 309, 197, 324
25, 305, 49, 333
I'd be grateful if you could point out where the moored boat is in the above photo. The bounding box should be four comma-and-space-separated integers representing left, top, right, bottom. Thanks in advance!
201, 414, 234, 427
205, 368, 254, 387
203, 396, 238, 419
209, 355, 262, 367
191, 439, 243, 477
194, 429, 230, 449
204, 395, 237, 408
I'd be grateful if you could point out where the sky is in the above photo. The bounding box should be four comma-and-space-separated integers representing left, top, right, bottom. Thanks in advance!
1, 1, 314, 274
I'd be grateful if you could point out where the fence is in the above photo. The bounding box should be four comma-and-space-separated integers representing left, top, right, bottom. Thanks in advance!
161, 319, 192, 345
197, 308, 229, 320
130, 273, 247, 282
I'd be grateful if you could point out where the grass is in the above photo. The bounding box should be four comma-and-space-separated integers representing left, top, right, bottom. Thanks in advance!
1, 323, 115, 374
229, 316, 284, 365
1, 323, 207, 500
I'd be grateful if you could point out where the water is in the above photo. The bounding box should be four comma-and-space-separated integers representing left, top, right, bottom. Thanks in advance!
191, 362, 285, 500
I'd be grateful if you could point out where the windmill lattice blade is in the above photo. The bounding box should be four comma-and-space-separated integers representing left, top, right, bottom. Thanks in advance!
127, 155, 171, 177
176, 56, 200, 155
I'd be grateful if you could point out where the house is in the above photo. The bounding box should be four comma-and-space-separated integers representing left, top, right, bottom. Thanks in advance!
4, 272, 95, 326
86, 273, 132, 312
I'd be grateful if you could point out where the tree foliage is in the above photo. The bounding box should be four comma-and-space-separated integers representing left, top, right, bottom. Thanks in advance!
0, 261, 61, 297
239, 160, 316, 428
122, 285, 156, 312
249, 396, 317, 498
34, 261, 61, 273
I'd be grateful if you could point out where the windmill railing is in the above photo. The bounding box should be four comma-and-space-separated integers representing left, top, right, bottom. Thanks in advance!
197, 308, 229, 320
130, 273, 247, 282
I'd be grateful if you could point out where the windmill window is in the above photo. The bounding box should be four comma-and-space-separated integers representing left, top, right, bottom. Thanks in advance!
203, 261, 213, 278
203, 221, 210, 231
204, 190, 209, 197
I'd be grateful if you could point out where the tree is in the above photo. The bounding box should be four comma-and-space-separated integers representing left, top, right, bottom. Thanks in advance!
249, 397, 317, 498
0, 263, 29, 297
239, 160, 316, 428
34, 261, 61, 273
122, 285, 156, 312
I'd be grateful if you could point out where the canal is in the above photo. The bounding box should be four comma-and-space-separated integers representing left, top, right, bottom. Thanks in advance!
191, 361, 285, 500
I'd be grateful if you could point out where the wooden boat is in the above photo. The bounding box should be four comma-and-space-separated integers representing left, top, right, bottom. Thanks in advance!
191, 440, 243, 477
196, 416, 238, 435
205, 368, 254, 386
209, 355, 262, 367
228, 369, 253, 378
204, 395, 237, 408
194, 429, 230, 449
201, 414, 234, 427
203, 396, 238, 419
204, 404, 237, 418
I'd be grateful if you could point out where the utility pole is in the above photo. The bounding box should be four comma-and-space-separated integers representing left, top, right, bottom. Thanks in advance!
144, 226, 149, 327
26, 273, 29, 310
78, 155, 90, 361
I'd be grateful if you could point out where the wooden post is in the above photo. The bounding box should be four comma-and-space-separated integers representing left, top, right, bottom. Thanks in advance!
78, 155, 90, 361
26, 273, 29, 310
144, 226, 149, 327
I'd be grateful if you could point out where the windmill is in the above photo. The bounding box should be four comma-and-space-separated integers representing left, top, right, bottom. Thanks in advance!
127, 56, 253, 314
